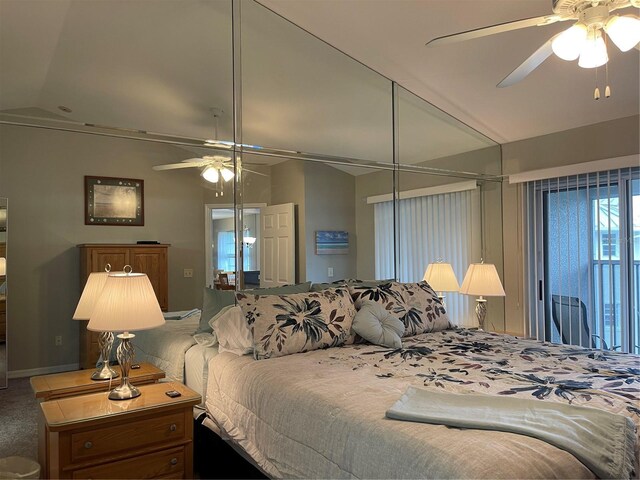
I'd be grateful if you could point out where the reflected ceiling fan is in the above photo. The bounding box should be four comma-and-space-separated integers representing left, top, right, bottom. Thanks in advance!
153, 154, 268, 184
427, 0, 640, 94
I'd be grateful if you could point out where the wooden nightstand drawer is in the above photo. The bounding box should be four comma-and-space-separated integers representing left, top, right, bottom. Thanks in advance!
71, 411, 185, 462
40, 382, 200, 479
72, 446, 185, 479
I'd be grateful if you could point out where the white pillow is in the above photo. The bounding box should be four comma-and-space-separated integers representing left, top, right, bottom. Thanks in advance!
210, 305, 253, 355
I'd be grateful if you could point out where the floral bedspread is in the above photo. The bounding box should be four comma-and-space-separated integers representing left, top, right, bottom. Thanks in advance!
321, 328, 640, 443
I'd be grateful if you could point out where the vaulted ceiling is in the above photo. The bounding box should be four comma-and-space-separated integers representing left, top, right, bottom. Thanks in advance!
260, 0, 639, 144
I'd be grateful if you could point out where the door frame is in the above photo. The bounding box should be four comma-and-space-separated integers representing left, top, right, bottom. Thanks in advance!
204, 203, 267, 288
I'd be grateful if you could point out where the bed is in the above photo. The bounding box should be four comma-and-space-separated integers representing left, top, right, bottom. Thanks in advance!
133, 312, 219, 406
204, 328, 640, 479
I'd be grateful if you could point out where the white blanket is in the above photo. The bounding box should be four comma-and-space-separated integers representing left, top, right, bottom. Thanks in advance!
134, 315, 199, 382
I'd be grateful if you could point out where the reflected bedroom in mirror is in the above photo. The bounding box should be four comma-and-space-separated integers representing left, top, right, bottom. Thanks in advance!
0, 197, 7, 389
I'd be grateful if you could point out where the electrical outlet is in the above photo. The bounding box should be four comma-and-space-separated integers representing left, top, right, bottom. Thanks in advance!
55, 335, 63, 346
328, 267, 334, 278
183, 269, 193, 278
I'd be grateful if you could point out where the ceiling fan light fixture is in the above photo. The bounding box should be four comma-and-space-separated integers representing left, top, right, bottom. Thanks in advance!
552, 23, 588, 61
201, 166, 219, 183
604, 15, 640, 52
220, 167, 234, 182
578, 29, 608, 69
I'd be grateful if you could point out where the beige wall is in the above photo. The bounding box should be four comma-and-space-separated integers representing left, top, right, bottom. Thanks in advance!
304, 162, 356, 282
0, 124, 208, 373
501, 115, 640, 335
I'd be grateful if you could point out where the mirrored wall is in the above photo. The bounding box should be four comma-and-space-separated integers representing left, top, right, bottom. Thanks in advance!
0, 0, 503, 334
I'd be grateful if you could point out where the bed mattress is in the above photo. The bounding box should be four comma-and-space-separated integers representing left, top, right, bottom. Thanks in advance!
205, 329, 640, 479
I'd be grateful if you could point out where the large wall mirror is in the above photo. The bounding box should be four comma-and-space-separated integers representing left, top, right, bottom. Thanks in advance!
0, 0, 506, 379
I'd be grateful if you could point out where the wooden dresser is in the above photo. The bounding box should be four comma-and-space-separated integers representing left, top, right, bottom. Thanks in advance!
77, 244, 170, 369
39, 382, 200, 479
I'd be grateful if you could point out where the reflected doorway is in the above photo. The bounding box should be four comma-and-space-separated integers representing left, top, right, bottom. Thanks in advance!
205, 204, 265, 289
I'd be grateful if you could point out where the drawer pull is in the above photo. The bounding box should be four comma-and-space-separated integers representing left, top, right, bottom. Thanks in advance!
169, 423, 177, 432
170, 458, 178, 466
84, 441, 93, 449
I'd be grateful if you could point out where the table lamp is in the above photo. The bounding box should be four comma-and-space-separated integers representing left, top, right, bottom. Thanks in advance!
423, 262, 459, 309
87, 269, 165, 400
459, 261, 505, 330
73, 265, 120, 380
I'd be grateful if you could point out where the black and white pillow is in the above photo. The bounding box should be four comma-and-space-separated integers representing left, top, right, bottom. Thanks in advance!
236, 287, 356, 360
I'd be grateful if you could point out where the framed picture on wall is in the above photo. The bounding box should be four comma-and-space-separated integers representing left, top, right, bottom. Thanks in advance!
84, 176, 144, 226
316, 231, 349, 255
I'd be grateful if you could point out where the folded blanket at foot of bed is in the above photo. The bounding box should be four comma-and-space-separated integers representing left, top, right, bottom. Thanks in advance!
386, 386, 637, 479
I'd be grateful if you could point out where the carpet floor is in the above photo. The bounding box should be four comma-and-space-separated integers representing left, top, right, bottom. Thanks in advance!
0, 377, 39, 460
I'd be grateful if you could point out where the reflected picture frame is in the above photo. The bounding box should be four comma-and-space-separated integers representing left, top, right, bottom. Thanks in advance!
316, 230, 349, 255
84, 176, 144, 226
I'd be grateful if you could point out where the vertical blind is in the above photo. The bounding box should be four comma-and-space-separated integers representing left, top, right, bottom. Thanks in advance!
374, 188, 481, 326
522, 167, 639, 353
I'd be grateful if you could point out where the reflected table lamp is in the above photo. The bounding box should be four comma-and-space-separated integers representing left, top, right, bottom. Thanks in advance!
423, 262, 459, 309
459, 261, 505, 330
0, 257, 5, 276
87, 270, 165, 400
73, 267, 121, 380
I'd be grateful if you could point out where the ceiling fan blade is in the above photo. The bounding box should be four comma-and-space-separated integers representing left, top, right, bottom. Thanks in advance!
497, 34, 558, 88
426, 14, 565, 46
152, 162, 204, 171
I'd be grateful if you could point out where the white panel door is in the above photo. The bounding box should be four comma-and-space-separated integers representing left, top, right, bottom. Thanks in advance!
260, 203, 295, 287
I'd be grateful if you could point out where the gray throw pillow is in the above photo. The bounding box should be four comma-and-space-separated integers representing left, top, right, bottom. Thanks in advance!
196, 281, 313, 334
352, 301, 404, 348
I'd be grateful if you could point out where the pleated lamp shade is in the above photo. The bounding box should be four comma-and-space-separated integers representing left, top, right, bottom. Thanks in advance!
423, 263, 459, 292
0, 257, 5, 276
87, 273, 165, 332
73, 271, 110, 320
459, 263, 505, 297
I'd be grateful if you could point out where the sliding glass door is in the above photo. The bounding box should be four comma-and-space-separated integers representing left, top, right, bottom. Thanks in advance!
526, 168, 639, 352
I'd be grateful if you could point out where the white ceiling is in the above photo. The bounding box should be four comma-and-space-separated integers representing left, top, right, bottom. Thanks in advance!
260, 0, 640, 144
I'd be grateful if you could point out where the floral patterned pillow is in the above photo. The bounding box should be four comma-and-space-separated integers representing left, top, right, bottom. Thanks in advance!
348, 281, 450, 337
400, 281, 451, 336
236, 287, 356, 360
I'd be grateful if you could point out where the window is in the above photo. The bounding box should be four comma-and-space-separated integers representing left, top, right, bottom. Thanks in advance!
374, 185, 480, 326
217, 231, 236, 272
524, 167, 639, 353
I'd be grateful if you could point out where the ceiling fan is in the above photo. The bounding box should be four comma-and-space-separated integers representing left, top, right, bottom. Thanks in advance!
427, 0, 640, 90
152, 154, 268, 184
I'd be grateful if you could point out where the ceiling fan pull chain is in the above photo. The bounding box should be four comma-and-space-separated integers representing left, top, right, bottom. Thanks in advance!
594, 66, 600, 100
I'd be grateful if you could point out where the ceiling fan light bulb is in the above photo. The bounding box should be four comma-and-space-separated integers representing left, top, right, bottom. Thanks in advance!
552, 23, 588, 61
201, 166, 219, 183
604, 15, 640, 52
220, 167, 234, 182
578, 30, 608, 69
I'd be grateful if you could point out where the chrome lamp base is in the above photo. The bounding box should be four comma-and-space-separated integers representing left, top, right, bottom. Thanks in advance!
109, 332, 140, 401
475, 296, 487, 331
91, 331, 119, 381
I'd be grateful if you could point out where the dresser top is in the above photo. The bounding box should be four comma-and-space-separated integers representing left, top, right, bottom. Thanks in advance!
31, 362, 165, 399
41, 382, 200, 429
77, 243, 171, 247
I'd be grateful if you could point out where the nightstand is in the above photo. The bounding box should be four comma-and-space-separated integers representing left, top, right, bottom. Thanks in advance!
30, 362, 165, 401
39, 382, 200, 479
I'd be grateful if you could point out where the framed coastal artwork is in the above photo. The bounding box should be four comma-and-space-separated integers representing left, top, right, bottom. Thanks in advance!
315, 230, 349, 255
